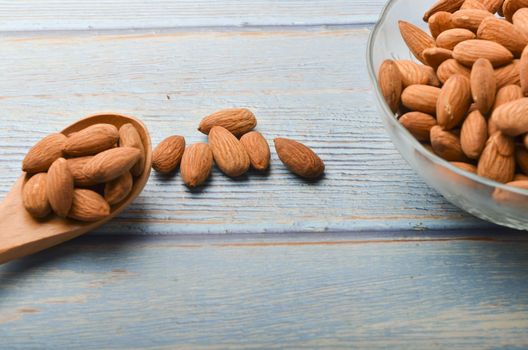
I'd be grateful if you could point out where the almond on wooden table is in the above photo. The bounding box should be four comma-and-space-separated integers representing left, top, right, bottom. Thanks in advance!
83, 147, 141, 183
104, 172, 133, 205
399, 112, 437, 141
63, 123, 119, 157
428, 11, 455, 38
180, 143, 214, 188
240, 131, 271, 171
477, 132, 515, 183
274, 138, 325, 179
398, 20, 436, 64
22, 173, 51, 219
460, 110, 488, 159
46, 158, 74, 218
378, 60, 403, 113
401, 85, 441, 115
477, 17, 528, 57
22, 133, 67, 174
453, 39, 513, 68
208, 126, 250, 177
68, 189, 110, 222
437, 74, 472, 130
423, 0, 465, 21
470, 58, 496, 114
152, 135, 185, 174
430, 126, 468, 161
198, 108, 257, 137
119, 123, 146, 177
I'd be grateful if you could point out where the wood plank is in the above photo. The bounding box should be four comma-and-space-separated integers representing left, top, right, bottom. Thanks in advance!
1, 232, 527, 349
0, 27, 492, 234
0, 0, 386, 31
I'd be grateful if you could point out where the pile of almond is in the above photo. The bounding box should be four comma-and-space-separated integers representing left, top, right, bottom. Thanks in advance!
22, 123, 145, 221
151, 108, 325, 186
379, 0, 528, 196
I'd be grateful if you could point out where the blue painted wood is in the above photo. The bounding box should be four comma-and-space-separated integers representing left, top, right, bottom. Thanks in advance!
1, 232, 527, 349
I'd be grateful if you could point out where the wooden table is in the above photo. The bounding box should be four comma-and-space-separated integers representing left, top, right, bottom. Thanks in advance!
1, 1, 527, 348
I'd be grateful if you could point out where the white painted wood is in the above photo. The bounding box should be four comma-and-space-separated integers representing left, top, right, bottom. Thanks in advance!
0, 27, 490, 234
1, 232, 527, 349
0, 0, 386, 31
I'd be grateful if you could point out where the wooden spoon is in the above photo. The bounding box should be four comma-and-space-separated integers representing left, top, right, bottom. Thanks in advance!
0, 113, 152, 265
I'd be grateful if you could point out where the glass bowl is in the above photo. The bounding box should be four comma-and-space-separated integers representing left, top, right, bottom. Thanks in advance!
366, 0, 528, 230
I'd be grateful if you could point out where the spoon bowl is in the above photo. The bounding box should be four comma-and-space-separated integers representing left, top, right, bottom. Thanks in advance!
0, 113, 151, 264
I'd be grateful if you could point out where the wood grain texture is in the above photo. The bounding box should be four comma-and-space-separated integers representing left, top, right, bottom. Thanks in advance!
0, 26, 493, 234
0, 0, 386, 31
1, 232, 528, 349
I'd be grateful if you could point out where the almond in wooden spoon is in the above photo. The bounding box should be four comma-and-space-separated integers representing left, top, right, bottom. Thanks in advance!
22, 133, 67, 174
64, 123, 119, 157
46, 157, 74, 218
22, 173, 51, 219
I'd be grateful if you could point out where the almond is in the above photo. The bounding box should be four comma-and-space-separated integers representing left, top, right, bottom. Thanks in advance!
477, 132, 515, 183
453, 39, 513, 67
493, 84, 523, 111
492, 180, 528, 205
461, 0, 489, 10
68, 189, 110, 222
395, 60, 436, 87
399, 112, 437, 141
198, 108, 257, 137
22, 173, 51, 219
520, 46, 528, 95
437, 59, 471, 83
436, 28, 476, 50
480, 0, 505, 13
512, 8, 528, 37
422, 65, 441, 87
428, 11, 455, 38
240, 131, 271, 171
503, 0, 528, 22
460, 110, 488, 159
491, 97, 528, 135
437, 74, 472, 129
477, 17, 528, 57
430, 126, 468, 161
398, 20, 436, 64
495, 59, 521, 88
104, 172, 133, 205
423, 0, 465, 21
46, 158, 74, 218
451, 161, 478, 173
514, 173, 528, 181
180, 143, 214, 188
470, 58, 496, 114
66, 156, 96, 187
274, 138, 325, 179
451, 9, 494, 32
63, 123, 119, 157
208, 126, 250, 177
423, 47, 453, 69
524, 134, 528, 149
22, 133, 67, 173
516, 146, 528, 174
119, 123, 146, 177
378, 60, 403, 113
401, 85, 441, 115
83, 147, 141, 183
152, 136, 186, 174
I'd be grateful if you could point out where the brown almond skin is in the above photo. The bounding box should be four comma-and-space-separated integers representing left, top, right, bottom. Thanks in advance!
477, 132, 515, 183
524, 134, 528, 149
520, 46, 528, 96
480, 0, 504, 13
180, 143, 214, 188
461, 0, 488, 10
399, 112, 437, 141
208, 126, 250, 177
453, 39, 514, 68
423, 0, 465, 21
471, 58, 496, 115
395, 60, 435, 87
437, 74, 472, 130
274, 138, 325, 179
68, 189, 110, 222
451, 161, 478, 173
492, 84, 523, 111
398, 20, 436, 64
22, 173, 51, 219
514, 173, 528, 181
451, 9, 494, 32
83, 147, 141, 183
198, 108, 257, 137
430, 126, 468, 161
63, 123, 119, 157
401, 85, 441, 115
378, 60, 403, 113
46, 158, 74, 218
22, 133, 67, 174
119, 123, 146, 177
503, 0, 528, 22
513, 8, 528, 37
436, 28, 476, 50
460, 110, 488, 159
491, 97, 528, 136
477, 17, 528, 57
66, 156, 97, 187
104, 172, 133, 205
516, 147, 528, 174
423, 47, 453, 69
152, 136, 186, 174
437, 59, 471, 83
428, 11, 455, 38
495, 60, 520, 88
240, 131, 271, 171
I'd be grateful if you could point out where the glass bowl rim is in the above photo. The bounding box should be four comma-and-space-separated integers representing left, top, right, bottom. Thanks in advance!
365, 0, 528, 197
